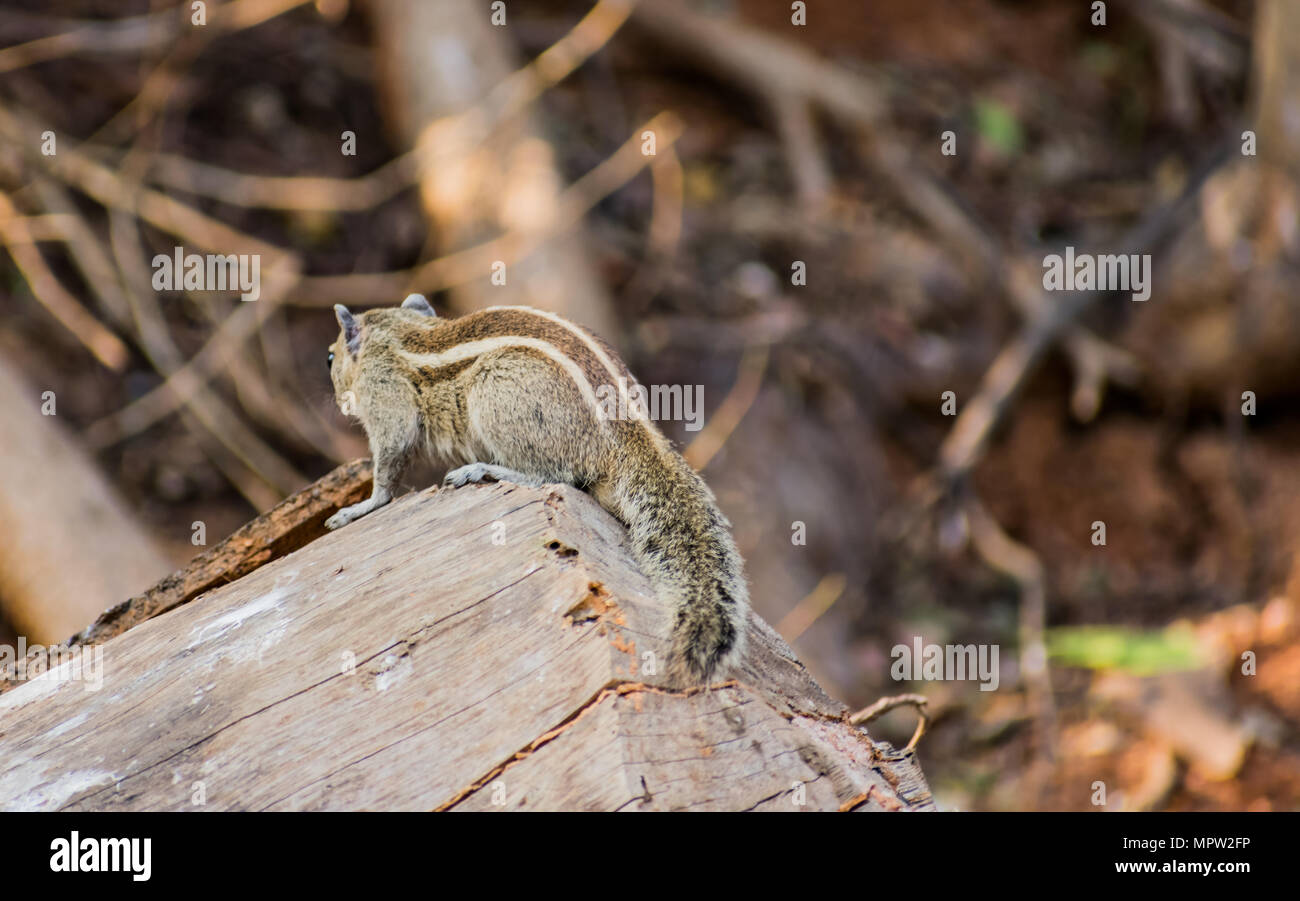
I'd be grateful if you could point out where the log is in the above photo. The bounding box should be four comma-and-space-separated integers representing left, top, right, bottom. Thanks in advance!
0, 475, 932, 811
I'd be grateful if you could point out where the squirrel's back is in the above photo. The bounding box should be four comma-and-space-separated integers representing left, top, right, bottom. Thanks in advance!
331, 300, 749, 684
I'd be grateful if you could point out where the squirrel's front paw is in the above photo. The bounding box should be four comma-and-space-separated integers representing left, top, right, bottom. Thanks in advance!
325, 506, 359, 530
324, 491, 391, 530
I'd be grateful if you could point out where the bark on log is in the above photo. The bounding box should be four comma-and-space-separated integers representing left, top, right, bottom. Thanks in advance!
0, 475, 933, 811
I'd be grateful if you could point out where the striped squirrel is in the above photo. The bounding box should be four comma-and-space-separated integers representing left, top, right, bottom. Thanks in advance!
324, 294, 749, 685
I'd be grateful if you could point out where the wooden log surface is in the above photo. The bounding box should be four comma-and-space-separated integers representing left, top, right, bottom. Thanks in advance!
0, 476, 932, 811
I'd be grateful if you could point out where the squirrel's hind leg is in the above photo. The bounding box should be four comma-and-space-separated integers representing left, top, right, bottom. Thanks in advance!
444, 462, 548, 488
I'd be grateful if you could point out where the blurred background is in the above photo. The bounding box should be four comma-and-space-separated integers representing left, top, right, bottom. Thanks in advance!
1, 0, 1297, 811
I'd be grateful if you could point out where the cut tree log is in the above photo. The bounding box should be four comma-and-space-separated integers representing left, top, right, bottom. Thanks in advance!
0, 470, 933, 811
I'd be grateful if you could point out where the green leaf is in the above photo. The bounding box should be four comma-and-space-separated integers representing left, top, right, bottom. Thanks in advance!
974, 97, 1023, 157
1046, 625, 1205, 675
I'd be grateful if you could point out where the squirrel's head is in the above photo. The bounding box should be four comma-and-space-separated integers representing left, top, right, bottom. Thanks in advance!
329, 304, 362, 415
329, 294, 438, 416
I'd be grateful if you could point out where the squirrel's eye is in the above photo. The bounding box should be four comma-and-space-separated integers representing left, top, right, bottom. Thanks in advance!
327, 351, 334, 374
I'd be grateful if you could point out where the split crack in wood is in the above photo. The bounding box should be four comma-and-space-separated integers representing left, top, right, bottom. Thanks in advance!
433, 679, 736, 811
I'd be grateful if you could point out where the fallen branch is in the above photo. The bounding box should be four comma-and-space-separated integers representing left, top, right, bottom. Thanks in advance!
937, 135, 1234, 482
629, 0, 1158, 433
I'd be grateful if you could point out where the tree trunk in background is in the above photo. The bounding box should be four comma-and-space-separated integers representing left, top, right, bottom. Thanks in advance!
367, 0, 619, 342
0, 359, 172, 643
1251, 0, 1300, 178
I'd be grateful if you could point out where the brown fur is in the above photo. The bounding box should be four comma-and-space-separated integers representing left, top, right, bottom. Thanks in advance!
325, 299, 749, 685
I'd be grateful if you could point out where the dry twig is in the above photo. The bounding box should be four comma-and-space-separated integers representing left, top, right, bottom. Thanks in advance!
0, 190, 129, 370
850, 693, 930, 753
290, 110, 685, 305
0, 0, 310, 75
683, 343, 769, 472
630, 0, 1144, 430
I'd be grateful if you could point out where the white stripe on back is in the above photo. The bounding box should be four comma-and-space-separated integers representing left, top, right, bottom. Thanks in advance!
397, 335, 607, 425
486, 305, 643, 419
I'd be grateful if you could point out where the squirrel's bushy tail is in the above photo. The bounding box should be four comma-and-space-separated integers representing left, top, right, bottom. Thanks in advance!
609, 434, 749, 685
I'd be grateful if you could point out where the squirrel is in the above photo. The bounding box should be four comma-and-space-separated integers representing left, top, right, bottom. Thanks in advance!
323, 294, 749, 686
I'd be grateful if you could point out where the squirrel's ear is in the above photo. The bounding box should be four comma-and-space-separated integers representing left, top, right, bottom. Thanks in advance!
401, 293, 437, 317
334, 304, 361, 356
